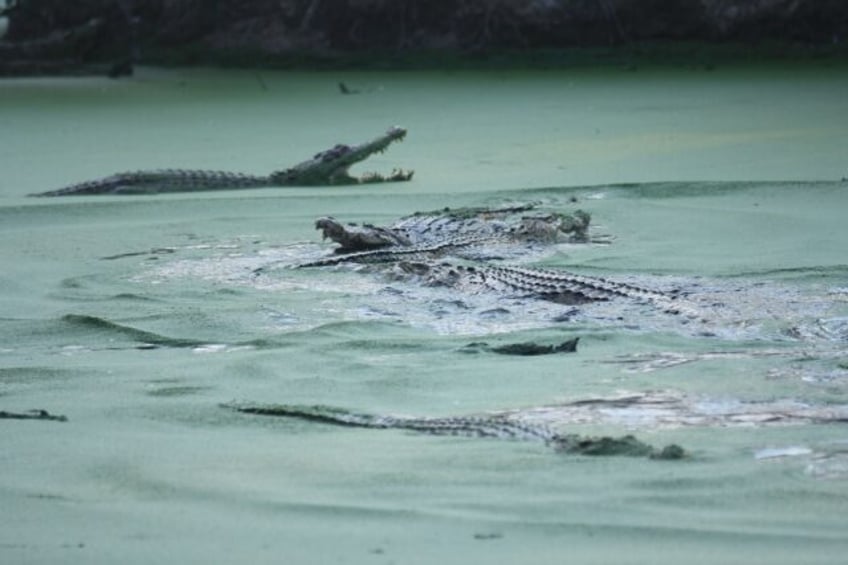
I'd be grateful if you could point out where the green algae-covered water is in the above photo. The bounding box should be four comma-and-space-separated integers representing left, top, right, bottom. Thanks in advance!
2, 66, 848, 564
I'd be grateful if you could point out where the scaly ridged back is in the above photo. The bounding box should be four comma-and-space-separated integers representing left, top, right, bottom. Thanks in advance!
228, 404, 558, 443
33, 169, 273, 196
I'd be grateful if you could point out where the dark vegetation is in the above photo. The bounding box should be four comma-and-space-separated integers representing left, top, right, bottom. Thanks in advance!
2, 0, 847, 74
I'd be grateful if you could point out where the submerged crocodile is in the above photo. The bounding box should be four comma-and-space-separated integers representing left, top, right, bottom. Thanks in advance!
286, 205, 695, 316
31, 126, 412, 196
226, 391, 848, 457
225, 403, 686, 459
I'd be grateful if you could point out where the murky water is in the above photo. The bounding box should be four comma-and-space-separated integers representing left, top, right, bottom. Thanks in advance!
2, 65, 848, 564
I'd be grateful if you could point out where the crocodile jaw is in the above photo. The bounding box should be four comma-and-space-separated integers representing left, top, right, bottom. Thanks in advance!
271, 126, 413, 185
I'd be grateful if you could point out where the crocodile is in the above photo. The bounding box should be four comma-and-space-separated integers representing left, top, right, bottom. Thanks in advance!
30, 126, 412, 196
224, 393, 848, 460
225, 403, 686, 459
287, 205, 694, 316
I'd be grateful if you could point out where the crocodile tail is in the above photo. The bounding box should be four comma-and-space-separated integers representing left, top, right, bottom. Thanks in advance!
480, 265, 703, 317
31, 174, 134, 196
31, 170, 271, 196
226, 403, 392, 428
226, 403, 558, 443
297, 236, 494, 268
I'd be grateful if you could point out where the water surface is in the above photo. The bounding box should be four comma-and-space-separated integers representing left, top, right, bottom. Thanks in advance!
1, 66, 848, 564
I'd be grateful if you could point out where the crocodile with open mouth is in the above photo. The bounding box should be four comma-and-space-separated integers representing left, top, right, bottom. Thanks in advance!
30, 126, 412, 196
293, 205, 694, 316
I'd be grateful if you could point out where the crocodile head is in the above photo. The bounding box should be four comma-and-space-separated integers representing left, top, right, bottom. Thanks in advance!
270, 126, 413, 186
315, 217, 412, 252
